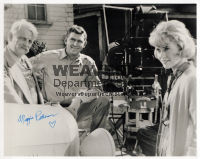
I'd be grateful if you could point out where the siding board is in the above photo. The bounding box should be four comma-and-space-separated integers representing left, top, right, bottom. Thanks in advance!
4, 4, 74, 50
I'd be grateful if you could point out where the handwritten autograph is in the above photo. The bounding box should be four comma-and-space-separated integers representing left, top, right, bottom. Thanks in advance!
18, 110, 57, 128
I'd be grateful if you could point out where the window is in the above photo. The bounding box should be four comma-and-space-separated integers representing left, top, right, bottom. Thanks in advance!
27, 4, 46, 21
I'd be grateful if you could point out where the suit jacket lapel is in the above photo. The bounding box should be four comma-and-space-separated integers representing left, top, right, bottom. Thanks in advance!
22, 55, 44, 104
9, 63, 33, 104
4, 48, 33, 104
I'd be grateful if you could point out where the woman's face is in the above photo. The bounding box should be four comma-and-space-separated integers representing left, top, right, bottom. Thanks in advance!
154, 39, 182, 69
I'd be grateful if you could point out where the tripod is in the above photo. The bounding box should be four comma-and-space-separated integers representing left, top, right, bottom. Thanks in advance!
108, 95, 130, 153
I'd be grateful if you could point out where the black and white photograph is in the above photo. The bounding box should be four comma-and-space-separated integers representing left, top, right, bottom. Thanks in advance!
1, 2, 198, 157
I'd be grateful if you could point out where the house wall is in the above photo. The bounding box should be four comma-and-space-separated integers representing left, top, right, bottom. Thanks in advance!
4, 4, 26, 43
4, 4, 74, 50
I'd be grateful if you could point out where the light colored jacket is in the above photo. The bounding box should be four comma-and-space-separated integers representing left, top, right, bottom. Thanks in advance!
157, 63, 196, 156
4, 47, 44, 104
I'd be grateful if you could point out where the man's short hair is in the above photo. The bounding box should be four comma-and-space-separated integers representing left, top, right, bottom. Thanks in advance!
9, 19, 38, 41
64, 25, 87, 42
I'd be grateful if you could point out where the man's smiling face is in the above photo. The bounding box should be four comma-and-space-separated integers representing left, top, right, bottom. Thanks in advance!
65, 32, 86, 57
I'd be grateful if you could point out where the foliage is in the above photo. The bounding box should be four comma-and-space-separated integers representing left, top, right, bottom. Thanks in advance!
27, 40, 47, 58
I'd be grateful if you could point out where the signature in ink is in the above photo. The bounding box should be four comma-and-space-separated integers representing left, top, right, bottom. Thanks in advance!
49, 120, 56, 128
35, 110, 57, 121
18, 110, 57, 128
18, 114, 34, 126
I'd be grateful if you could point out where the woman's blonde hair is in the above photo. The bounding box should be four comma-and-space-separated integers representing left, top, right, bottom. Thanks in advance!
149, 20, 196, 60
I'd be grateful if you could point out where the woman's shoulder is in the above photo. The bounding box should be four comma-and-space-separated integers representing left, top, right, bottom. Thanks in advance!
181, 64, 196, 88
184, 64, 196, 79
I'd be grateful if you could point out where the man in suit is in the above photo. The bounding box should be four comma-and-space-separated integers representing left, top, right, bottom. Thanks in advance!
4, 19, 81, 156
4, 19, 44, 104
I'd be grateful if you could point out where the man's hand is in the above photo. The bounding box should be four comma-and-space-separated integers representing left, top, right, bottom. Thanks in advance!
32, 65, 46, 89
77, 89, 100, 103
66, 107, 78, 119
66, 97, 82, 119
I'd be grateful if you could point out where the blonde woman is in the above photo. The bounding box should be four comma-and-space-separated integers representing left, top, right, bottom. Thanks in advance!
149, 20, 196, 156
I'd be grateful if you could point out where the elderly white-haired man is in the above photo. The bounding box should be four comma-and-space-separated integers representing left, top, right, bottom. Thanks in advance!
4, 19, 80, 156
4, 19, 43, 104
